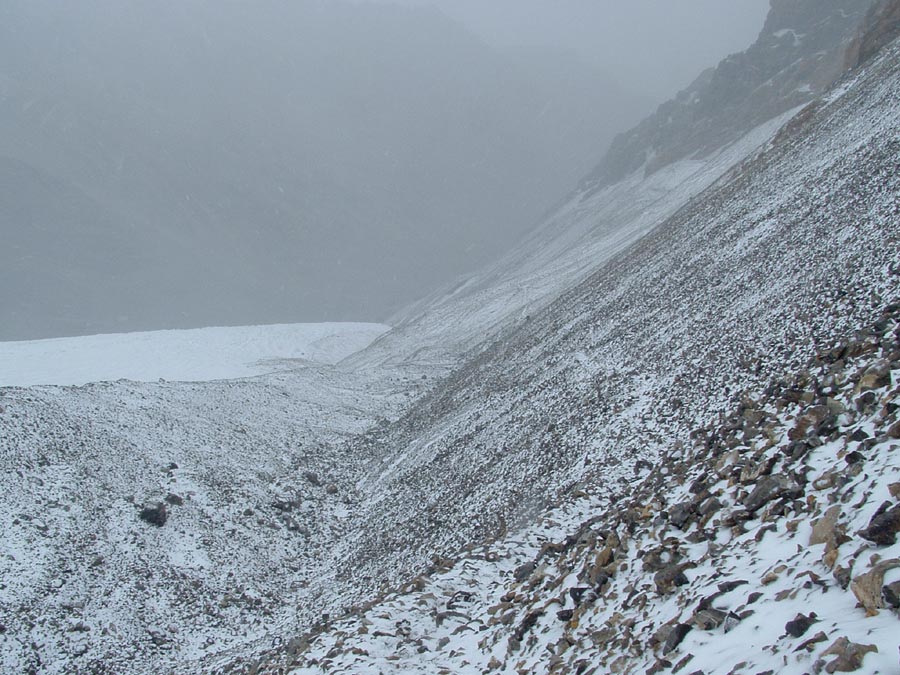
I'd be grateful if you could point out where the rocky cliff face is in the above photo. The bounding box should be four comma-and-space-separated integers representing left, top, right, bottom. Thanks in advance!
846, 0, 900, 66
584, 0, 879, 191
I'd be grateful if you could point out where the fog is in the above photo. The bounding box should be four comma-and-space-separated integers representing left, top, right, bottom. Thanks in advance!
367, 1, 770, 101
1, 0, 768, 340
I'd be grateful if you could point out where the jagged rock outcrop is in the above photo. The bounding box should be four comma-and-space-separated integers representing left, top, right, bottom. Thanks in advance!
846, 0, 900, 66
583, 0, 879, 191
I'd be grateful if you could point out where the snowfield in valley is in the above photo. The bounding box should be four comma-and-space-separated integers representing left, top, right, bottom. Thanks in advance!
0, 323, 390, 387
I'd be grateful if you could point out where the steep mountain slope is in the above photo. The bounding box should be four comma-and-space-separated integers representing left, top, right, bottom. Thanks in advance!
314, 21, 900, 604
0, 0, 646, 340
1, 3, 897, 674
213, 28, 900, 675
251, 307, 900, 675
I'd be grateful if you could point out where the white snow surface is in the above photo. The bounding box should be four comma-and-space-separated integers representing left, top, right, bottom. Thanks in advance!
0, 322, 390, 387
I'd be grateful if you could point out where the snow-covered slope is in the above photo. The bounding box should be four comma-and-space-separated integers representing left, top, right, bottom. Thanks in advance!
0, 323, 389, 387
277, 308, 900, 675
0, 360, 422, 674
214, 28, 900, 675
1, 3, 898, 675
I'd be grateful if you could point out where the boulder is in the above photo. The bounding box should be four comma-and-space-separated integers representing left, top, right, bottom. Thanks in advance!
859, 503, 900, 546
138, 502, 168, 527
850, 558, 900, 615
743, 475, 803, 512
818, 636, 878, 673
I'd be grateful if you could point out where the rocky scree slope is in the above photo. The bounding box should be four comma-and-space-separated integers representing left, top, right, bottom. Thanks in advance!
293, 29, 900, 652
0, 361, 429, 674
264, 302, 900, 675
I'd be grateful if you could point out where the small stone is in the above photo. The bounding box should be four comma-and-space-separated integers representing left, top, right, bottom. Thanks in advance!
794, 630, 828, 652
164, 493, 184, 506
784, 612, 817, 638
556, 609, 574, 622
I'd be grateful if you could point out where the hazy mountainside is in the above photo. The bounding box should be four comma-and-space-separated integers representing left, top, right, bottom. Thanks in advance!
354, 0, 883, 373
1, 2, 898, 674
0, 0, 646, 341
583, 0, 880, 191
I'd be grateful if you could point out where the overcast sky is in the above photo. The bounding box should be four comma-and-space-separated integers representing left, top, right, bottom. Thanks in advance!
363, 0, 770, 100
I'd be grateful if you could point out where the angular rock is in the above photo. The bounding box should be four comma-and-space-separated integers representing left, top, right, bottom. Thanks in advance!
513, 610, 543, 642
693, 608, 727, 631
883, 580, 900, 608
668, 502, 695, 530
819, 636, 878, 673
655, 563, 693, 594
850, 558, 900, 615
859, 503, 900, 546
795, 630, 828, 653
556, 609, 574, 622
810, 505, 842, 547
784, 612, 817, 638
856, 360, 891, 392
743, 475, 803, 513
662, 623, 692, 654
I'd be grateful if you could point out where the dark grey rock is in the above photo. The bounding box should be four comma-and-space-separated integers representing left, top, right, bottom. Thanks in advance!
138, 502, 167, 527
882, 580, 900, 608
743, 475, 803, 512
668, 502, 696, 530
784, 612, 817, 638
859, 502, 900, 546
663, 623, 692, 654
